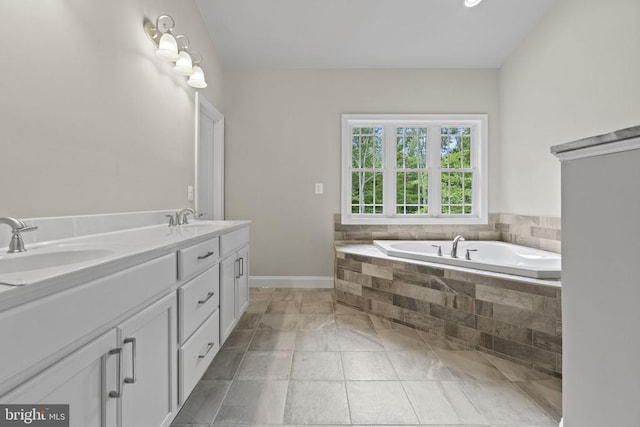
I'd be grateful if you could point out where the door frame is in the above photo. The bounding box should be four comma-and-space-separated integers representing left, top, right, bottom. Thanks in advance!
194, 92, 225, 220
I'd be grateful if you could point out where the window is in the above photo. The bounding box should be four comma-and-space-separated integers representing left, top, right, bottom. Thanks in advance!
342, 114, 488, 225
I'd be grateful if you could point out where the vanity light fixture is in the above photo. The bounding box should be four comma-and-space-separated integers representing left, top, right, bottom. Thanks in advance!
144, 14, 207, 89
188, 52, 208, 88
464, 0, 483, 7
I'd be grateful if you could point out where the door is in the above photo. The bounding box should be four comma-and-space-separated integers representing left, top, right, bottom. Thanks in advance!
195, 93, 224, 220
2, 330, 119, 427
118, 294, 177, 427
236, 246, 249, 316
219, 254, 238, 343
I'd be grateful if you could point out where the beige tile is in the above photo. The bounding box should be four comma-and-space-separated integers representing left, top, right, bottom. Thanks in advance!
214, 380, 288, 425
387, 351, 452, 380
516, 379, 563, 422
337, 328, 385, 351
202, 350, 244, 380
291, 352, 344, 380
221, 330, 254, 351
266, 301, 301, 314
295, 330, 340, 351
257, 314, 300, 330
300, 302, 334, 314
235, 313, 262, 330
236, 351, 292, 380
335, 313, 374, 331
346, 381, 419, 424
460, 380, 555, 425
341, 351, 397, 380
283, 381, 351, 425
378, 327, 430, 351
174, 380, 231, 425
403, 380, 488, 425
248, 330, 296, 351
299, 314, 336, 330
435, 350, 509, 381
483, 353, 555, 381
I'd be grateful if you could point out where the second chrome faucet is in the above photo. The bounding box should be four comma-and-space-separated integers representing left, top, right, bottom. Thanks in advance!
166, 208, 196, 227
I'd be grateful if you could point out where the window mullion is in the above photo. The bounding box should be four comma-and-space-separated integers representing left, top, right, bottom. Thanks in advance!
429, 125, 441, 217
383, 125, 396, 217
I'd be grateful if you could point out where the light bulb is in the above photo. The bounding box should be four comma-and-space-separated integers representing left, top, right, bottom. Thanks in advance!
188, 66, 207, 88
464, 0, 482, 7
156, 33, 179, 61
173, 51, 194, 76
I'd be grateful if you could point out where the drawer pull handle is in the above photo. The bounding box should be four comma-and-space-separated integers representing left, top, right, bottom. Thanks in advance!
198, 342, 215, 359
198, 251, 215, 260
198, 292, 215, 304
124, 338, 137, 384
108, 348, 122, 398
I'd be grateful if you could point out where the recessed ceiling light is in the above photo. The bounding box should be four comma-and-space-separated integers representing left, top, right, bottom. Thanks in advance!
465, 0, 483, 7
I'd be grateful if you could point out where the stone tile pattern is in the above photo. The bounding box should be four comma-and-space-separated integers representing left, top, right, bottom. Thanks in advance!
335, 212, 561, 253
335, 250, 562, 377
172, 287, 561, 427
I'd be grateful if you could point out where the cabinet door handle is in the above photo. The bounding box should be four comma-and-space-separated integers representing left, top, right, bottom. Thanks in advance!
198, 291, 215, 304
198, 342, 215, 359
123, 338, 137, 384
108, 348, 122, 398
198, 251, 215, 260
240, 257, 244, 276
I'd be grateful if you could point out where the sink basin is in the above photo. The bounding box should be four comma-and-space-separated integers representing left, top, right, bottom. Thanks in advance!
0, 249, 115, 274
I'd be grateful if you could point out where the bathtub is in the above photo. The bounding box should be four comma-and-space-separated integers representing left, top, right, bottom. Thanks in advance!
373, 240, 561, 279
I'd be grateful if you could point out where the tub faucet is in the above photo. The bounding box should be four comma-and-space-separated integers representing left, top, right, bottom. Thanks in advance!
177, 208, 195, 225
450, 235, 465, 258
0, 217, 38, 253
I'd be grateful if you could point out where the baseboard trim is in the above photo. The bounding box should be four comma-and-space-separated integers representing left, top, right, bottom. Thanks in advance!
249, 276, 334, 289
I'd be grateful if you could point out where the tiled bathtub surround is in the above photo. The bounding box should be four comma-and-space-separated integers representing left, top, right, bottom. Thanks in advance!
335, 212, 562, 253
335, 245, 562, 377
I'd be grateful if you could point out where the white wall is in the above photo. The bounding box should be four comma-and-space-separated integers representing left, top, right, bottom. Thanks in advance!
0, 0, 224, 218
498, 0, 640, 216
223, 69, 499, 276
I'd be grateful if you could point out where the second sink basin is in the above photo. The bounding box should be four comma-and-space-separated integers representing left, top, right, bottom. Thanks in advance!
0, 249, 116, 274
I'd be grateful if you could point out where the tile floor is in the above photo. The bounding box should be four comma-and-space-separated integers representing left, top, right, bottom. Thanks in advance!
172, 288, 562, 427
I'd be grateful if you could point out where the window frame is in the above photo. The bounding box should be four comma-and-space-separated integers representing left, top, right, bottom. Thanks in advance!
341, 114, 488, 225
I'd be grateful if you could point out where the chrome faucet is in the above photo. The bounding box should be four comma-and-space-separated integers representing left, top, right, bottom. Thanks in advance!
0, 217, 38, 253
177, 208, 195, 225
450, 235, 465, 258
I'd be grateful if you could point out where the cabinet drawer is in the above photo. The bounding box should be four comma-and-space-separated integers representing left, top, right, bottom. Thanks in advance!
178, 265, 220, 343
179, 237, 219, 280
179, 310, 220, 404
220, 227, 249, 258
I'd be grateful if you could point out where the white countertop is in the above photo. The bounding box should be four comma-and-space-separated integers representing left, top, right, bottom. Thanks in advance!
0, 220, 250, 311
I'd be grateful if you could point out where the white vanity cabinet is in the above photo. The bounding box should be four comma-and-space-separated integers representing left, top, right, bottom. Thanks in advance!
118, 293, 177, 427
0, 220, 250, 427
2, 330, 119, 427
177, 237, 222, 404
1, 256, 178, 427
219, 227, 250, 344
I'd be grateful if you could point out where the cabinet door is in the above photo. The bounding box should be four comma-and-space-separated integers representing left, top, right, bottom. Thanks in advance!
2, 329, 119, 427
118, 294, 177, 427
219, 254, 238, 344
236, 246, 249, 317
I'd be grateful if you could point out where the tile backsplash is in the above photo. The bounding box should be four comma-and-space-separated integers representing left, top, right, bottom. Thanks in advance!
335, 213, 561, 253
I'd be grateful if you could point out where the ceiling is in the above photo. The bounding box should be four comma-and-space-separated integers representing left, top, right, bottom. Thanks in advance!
195, 0, 557, 68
